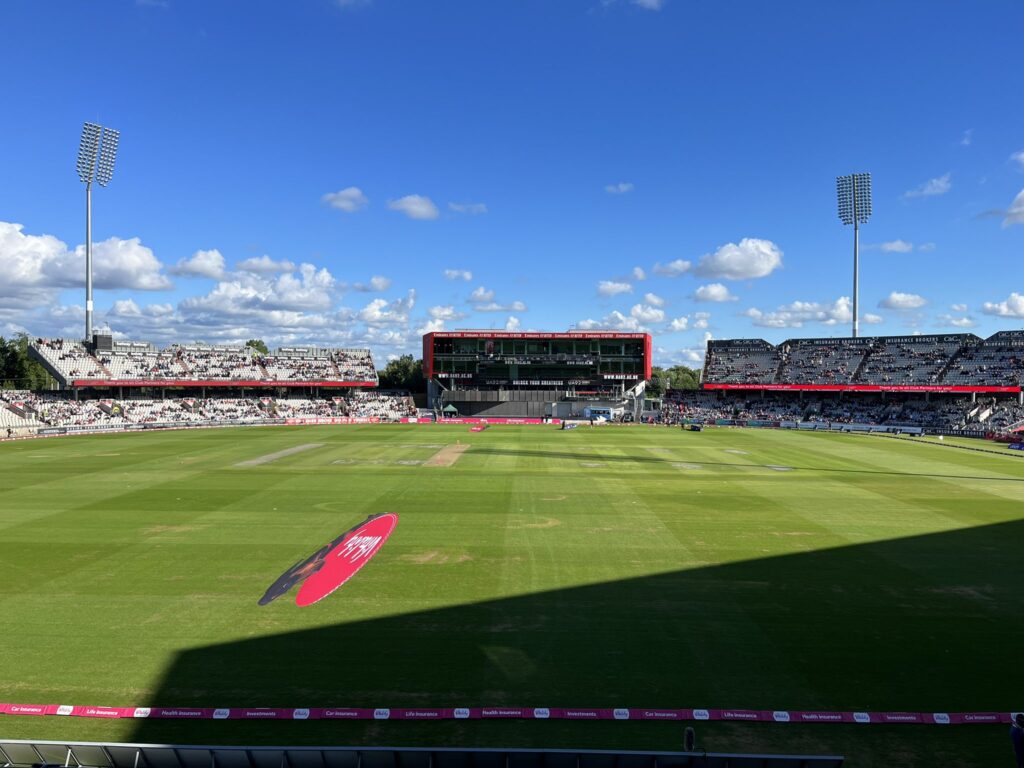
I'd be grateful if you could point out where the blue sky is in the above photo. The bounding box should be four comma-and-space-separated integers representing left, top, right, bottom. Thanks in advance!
1, 0, 1022, 365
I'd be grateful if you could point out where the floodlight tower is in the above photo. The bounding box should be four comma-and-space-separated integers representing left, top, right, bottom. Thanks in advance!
836, 173, 872, 338
76, 122, 120, 342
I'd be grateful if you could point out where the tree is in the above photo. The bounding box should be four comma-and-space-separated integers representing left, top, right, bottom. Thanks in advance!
645, 366, 669, 398
245, 339, 269, 356
0, 335, 52, 390
646, 364, 699, 397
666, 364, 700, 391
377, 355, 425, 392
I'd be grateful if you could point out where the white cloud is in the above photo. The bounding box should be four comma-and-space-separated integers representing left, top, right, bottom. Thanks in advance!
352, 275, 392, 292
0, 221, 71, 306
79, 237, 172, 291
598, 280, 633, 297
237, 255, 295, 274
951, 303, 968, 312
106, 299, 174, 320
745, 297, 853, 328
358, 290, 416, 326
428, 305, 465, 322
1010, 151, 1024, 171
172, 249, 225, 280
879, 291, 927, 310
693, 283, 736, 302
183, 263, 337, 318
668, 316, 689, 332
863, 313, 884, 325
1002, 189, 1024, 227
679, 348, 703, 363
982, 292, 1024, 318
936, 314, 976, 328
903, 173, 951, 199
643, 292, 664, 307
630, 303, 664, 323
632, 266, 646, 281
605, 182, 634, 194
577, 310, 643, 332
417, 318, 446, 335
469, 286, 495, 302
652, 258, 691, 277
475, 300, 528, 312
960, 129, 973, 147
880, 239, 914, 253
505, 316, 521, 331
444, 269, 473, 281
918, 242, 936, 252
632, 0, 663, 9
322, 187, 368, 213
448, 202, 487, 215
388, 194, 439, 220
692, 311, 710, 329
694, 238, 782, 280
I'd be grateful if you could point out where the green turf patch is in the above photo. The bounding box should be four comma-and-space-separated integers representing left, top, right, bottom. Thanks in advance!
0, 425, 1021, 766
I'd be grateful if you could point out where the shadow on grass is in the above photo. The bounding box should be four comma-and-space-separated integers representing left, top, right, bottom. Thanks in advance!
467, 446, 1024, 483
130, 520, 1024, 762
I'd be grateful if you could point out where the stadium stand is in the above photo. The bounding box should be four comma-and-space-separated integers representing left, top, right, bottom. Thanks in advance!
0, 741, 845, 768
6, 329, 1024, 440
941, 330, 1024, 387
704, 332, 1024, 389
703, 339, 780, 384
858, 336, 966, 385
348, 390, 417, 420
29, 338, 378, 387
0, 390, 418, 435
658, 389, 996, 433
778, 338, 872, 384
32, 338, 108, 380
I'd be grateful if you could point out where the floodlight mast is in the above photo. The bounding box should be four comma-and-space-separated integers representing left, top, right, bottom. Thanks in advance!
836, 172, 872, 338
76, 122, 119, 342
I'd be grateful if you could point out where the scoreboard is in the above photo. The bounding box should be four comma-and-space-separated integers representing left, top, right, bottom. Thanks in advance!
422, 331, 652, 392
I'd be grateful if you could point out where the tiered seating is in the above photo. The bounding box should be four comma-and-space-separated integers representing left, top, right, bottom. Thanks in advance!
941, 332, 1024, 386
860, 337, 966, 385
30, 339, 378, 386
173, 345, 264, 380
704, 332, 1024, 388
0, 405, 37, 430
347, 390, 416, 420
660, 389, 981, 431
778, 339, 871, 384
275, 398, 342, 418
332, 349, 377, 382
703, 341, 780, 383
99, 341, 189, 380
262, 347, 338, 381
31, 338, 107, 380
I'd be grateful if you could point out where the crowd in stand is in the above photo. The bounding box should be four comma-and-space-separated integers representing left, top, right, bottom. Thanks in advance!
0, 390, 418, 435
347, 390, 418, 420
657, 389, 1022, 433
33, 338, 107, 379
30, 339, 378, 385
778, 342, 869, 384
704, 333, 1024, 387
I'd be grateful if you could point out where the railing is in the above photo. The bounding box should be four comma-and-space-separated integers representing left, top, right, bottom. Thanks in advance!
0, 740, 845, 768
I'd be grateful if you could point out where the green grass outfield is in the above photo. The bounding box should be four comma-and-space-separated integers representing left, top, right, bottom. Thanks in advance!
1, 424, 1022, 767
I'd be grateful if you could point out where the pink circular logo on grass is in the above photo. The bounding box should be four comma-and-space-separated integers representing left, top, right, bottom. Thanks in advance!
294, 513, 398, 606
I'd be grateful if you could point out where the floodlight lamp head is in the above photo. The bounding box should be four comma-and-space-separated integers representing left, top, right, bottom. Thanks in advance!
836, 172, 872, 225
77, 122, 102, 183
96, 127, 120, 187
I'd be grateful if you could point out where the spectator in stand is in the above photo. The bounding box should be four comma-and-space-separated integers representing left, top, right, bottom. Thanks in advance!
1011, 713, 1024, 768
